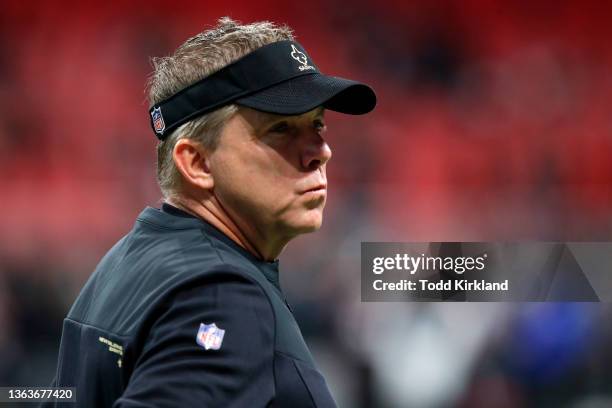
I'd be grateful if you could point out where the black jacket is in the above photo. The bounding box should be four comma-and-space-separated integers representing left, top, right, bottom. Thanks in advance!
45, 205, 337, 407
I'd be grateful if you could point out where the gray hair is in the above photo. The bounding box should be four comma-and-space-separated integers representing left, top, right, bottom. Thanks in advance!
147, 17, 294, 199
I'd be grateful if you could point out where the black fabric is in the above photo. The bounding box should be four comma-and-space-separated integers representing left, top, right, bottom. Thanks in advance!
236, 74, 376, 116
45, 207, 337, 407
160, 202, 197, 219
149, 40, 376, 140
114, 277, 275, 407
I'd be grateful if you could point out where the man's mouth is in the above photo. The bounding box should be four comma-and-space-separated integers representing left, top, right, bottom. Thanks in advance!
301, 184, 327, 194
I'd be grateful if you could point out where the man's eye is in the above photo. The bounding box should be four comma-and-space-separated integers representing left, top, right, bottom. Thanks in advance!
314, 120, 327, 132
269, 122, 289, 133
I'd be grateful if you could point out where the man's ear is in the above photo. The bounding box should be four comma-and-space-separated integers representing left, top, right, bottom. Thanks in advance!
172, 139, 214, 190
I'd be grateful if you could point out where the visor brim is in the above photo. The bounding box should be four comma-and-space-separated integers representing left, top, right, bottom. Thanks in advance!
236, 73, 376, 116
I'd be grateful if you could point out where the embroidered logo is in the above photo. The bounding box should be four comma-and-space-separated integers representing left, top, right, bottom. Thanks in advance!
290, 45, 314, 72
151, 107, 165, 134
196, 322, 225, 350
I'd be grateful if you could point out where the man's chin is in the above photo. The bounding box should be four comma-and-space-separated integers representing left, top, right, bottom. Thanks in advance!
294, 221, 322, 235
286, 213, 324, 235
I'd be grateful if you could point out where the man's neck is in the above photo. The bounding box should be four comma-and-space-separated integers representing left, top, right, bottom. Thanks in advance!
165, 195, 283, 262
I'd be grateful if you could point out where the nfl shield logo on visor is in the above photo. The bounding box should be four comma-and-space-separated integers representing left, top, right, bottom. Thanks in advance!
151, 107, 165, 135
196, 322, 225, 350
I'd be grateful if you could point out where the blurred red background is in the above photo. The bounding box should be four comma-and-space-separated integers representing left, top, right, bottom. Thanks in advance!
1, 1, 611, 407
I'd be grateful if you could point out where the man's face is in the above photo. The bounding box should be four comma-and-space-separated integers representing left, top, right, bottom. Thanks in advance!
208, 106, 332, 246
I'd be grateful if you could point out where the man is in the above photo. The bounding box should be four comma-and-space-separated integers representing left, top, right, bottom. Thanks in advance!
46, 17, 375, 407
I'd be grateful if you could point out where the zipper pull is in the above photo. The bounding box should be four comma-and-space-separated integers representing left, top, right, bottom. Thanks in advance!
284, 298, 294, 314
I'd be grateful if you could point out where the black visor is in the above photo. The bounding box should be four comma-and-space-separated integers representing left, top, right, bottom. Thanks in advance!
149, 40, 376, 140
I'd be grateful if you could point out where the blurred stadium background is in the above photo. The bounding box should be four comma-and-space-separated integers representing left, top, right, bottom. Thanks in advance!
1, 1, 612, 407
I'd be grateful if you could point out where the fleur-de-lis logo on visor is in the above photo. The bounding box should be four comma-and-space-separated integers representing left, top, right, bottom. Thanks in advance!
290, 44, 314, 71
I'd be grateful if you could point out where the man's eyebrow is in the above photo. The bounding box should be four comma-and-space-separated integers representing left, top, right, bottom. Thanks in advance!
300, 107, 326, 121
258, 107, 325, 125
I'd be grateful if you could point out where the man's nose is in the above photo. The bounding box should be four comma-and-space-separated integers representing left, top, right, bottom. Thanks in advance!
301, 131, 332, 171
